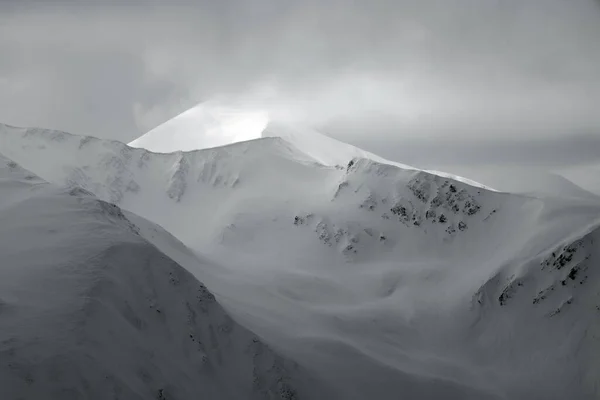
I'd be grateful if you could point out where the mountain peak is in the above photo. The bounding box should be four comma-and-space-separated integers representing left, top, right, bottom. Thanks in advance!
128, 101, 378, 168
129, 102, 270, 153
129, 102, 491, 188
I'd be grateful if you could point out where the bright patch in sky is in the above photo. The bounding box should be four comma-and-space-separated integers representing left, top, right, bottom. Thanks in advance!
205, 106, 270, 145
129, 103, 270, 153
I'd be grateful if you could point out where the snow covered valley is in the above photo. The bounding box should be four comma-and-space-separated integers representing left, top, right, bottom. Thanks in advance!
1, 107, 600, 399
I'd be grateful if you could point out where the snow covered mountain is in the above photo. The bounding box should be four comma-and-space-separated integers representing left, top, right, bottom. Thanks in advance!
129, 102, 490, 188
0, 154, 326, 400
1, 115, 600, 399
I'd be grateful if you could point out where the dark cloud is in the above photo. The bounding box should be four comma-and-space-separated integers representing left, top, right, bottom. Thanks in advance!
0, 0, 598, 143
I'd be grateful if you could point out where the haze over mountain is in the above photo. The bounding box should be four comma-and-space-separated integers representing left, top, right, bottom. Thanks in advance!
129, 102, 491, 189
1, 104, 600, 399
129, 102, 600, 200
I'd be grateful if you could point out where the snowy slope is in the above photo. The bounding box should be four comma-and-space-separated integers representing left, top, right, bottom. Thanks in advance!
421, 164, 600, 201
129, 102, 490, 188
0, 154, 327, 400
2, 122, 600, 399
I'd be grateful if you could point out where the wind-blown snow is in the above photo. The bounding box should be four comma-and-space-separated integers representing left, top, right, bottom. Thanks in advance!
129, 102, 491, 189
129, 103, 270, 153
2, 121, 600, 399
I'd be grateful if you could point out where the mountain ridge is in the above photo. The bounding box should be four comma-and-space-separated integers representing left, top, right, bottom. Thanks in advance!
0, 153, 329, 400
2, 119, 600, 398
128, 102, 492, 188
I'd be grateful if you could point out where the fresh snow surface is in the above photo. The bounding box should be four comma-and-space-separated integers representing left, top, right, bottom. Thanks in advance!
129, 102, 491, 189
0, 153, 327, 400
2, 122, 600, 399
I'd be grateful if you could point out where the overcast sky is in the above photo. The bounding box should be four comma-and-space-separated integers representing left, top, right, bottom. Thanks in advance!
0, 0, 599, 161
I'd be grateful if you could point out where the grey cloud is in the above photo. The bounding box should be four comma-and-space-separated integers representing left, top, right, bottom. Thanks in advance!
0, 0, 598, 142
345, 132, 600, 169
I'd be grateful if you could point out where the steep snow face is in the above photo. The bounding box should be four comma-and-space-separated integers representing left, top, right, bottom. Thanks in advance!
0, 155, 325, 400
3, 123, 600, 399
128, 102, 490, 188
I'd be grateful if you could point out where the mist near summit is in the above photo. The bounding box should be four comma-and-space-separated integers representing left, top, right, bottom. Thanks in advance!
1, 1, 598, 143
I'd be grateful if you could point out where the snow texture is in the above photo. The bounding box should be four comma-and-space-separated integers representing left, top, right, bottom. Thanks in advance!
0, 154, 326, 400
1, 113, 600, 399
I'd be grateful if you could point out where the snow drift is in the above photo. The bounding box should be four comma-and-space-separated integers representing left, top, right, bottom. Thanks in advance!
1, 113, 600, 399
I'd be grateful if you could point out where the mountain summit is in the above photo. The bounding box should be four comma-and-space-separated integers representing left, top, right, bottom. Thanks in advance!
129, 102, 489, 188
129, 103, 270, 153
